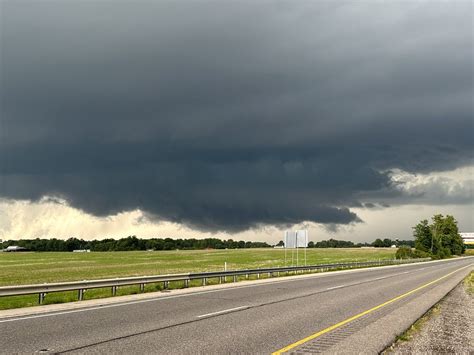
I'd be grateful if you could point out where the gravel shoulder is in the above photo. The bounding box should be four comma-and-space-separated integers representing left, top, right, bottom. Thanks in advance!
385, 271, 473, 354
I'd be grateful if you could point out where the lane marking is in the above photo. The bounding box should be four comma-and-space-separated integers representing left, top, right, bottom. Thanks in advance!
325, 270, 411, 291
196, 305, 249, 318
272, 263, 472, 355
0, 258, 468, 324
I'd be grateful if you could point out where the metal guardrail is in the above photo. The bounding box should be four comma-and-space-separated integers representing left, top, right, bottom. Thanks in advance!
0, 258, 431, 304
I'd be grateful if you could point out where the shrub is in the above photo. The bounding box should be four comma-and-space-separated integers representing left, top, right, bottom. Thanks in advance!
396, 246, 416, 259
413, 249, 431, 259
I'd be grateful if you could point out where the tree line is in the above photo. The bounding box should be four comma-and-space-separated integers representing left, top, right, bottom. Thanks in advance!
0, 236, 271, 252
276, 238, 414, 248
2, 236, 416, 252
1, 215, 464, 256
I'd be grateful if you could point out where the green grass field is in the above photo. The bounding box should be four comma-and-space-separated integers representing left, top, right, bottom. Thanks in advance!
0, 248, 397, 285
0, 248, 397, 310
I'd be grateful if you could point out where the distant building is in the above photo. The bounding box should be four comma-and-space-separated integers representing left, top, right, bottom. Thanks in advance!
460, 233, 474, 245
72, 249, 91, 253
3, 246, 28, 252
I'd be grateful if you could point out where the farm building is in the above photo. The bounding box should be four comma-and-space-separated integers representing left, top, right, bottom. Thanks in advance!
460, 233, 474, 246
2, 246, 28, 252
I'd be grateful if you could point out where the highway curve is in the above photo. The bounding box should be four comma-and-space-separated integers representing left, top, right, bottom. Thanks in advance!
0, 257, 472, 354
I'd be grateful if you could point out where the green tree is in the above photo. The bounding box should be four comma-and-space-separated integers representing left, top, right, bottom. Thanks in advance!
413, 214, 465, 258
373, 238, 384, 247
382, 238, 393, 247
413, 219, 433, 253
431, 214, 464, 256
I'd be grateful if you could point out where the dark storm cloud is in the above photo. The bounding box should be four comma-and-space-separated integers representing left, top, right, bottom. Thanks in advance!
0, 1, 472, 231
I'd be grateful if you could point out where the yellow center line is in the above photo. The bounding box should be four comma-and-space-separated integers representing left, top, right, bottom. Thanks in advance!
272, 263, 473, 355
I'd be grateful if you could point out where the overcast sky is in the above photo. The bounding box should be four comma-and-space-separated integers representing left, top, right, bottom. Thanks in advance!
0, 1, 472, 243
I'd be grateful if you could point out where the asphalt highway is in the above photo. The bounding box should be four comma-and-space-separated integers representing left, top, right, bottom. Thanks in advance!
0, 257, 472, 354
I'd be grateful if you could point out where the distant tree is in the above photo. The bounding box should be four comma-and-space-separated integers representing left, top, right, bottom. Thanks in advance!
0, 236, 271, 252
382, 238, 393, 247
372, 238, 384, 247
397, 240, 415, 248
65, 238, 82, 251
314, 239, 354, 248
276, 240, 284, 247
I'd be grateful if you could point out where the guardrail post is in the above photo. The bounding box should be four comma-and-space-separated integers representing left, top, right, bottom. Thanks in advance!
202, 278, 207, 286
38, 293, 45, 304
257, 273, 260, 279
112, 286, 117, 296
140, 283, 145, 293
233, 275, 237, 282
184, 280, 189, 288
245, 274, 249, 280
78, 289, 84, 301
163, 281, 169, 289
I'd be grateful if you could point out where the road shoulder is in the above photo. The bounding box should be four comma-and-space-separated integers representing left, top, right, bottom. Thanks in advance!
384, 271, 473, 354
296, 264, 473, 354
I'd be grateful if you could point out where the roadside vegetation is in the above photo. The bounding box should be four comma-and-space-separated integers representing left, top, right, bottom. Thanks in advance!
393, 304, 441, 343
464, 271, 473, 295
396, 214, 465, 260
464, 249, 474, 256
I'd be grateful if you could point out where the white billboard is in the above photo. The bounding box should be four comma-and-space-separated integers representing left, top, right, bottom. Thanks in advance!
284, 230, 308, 248
284, 231, 297, 248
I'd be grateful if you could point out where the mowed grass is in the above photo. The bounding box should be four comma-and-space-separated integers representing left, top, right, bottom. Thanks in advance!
0, 248, 396, 310
464, 248, 474, 256
0, 248, 396, 286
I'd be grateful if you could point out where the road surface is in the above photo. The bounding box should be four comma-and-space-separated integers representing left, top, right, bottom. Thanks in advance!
0, 257, 472, 354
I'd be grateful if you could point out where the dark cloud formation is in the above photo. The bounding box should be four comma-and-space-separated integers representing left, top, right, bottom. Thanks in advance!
0, 1, 472, 231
